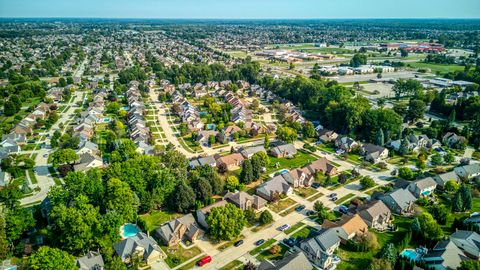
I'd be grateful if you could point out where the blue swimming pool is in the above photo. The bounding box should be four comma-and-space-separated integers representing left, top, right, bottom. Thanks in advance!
121, 224, 140, 238
400, 249, 421, 261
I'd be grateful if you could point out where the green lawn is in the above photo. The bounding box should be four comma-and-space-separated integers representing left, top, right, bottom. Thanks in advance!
307, 192, 324, 202
267, 150, 317, 173
249, 239, 276, 256
27, 169, 38, 184
217, 235, 245, 251
139, 210, 181, 234
162, 245, 203, 268
268, 198, 297, 213
291, 226, 317, 239
219, 260, 243, 270
336, 193, 356, 205
284, 222, 305, 235
407, 62, 465, 74
294, 187, 319, 198
256, 243, 290, 261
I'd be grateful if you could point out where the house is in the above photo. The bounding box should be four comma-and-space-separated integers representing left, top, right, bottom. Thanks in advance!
408, 177, 437, 197
298, 228, 340, 270
196, 200, 229, 229
73, 153, 103, 171
434, 171, 461, 189
287, 168, 313, 188
0, 170, 11, 187
269, 143, 297, 158
1, 134, 26, 145
322, 214, 369, 242
258, 250, 314, 270
422, 239, 466, 270
224, 191, 267, 211
442, 132, 467, 148
239, 145, 266, 159
361, 143, 389, 163
450, 230, 480, 259
113, 232, 165, 265
317, 129, 338, 143
464, 213, 480, 230
155, 214, 202, 247
189, 156, 217, 169
222, 125, 242, 141
76, 141, 100, 156
302, 157, 338, 176
389, 134, 441, 152
256, 173, 294, 201
357, 200, 392, 231
196, 130, 219, 144
381, 189, 417, 215
12, 123, 32, 135
76, 251, 104, 270
334, 136, 359, 152
216, 153, 245, 172
454, 163, 480, 180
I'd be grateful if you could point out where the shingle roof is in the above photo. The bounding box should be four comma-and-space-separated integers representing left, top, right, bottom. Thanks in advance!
76, 251, 104, 270
383, 188, 416, 210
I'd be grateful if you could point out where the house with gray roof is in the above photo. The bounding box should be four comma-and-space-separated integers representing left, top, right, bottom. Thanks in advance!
422, 239, 466, 270
189, 155, 217, 168
381, 188, 416, 215
239, 145, 266, 159
155, 213, 202, 247
0, 170, 10, 187
298, 228, 340, 269
358, 200, 392, 231
269, 143, 297, 158
408, 177, 437, 198
434, 171, 461, 188
113, 232, 165, 265
464, 213, 480, 230
76, 251, 104, 270
450, 230, 480, 259
224, 191, 267, 211
454, 163, 480, 180
258, 251, 314, 270
361, 143, 388, 164
256, 172, 294, 201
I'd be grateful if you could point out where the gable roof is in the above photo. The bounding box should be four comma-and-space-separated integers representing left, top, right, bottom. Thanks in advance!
301, 228, 340, 252
323, 214, 368, 236
358, 200, 391, 223
76, 251, 104, 270
382, 188, 416, 210
451, 230, 480, 251
302, 157, 336, 175
257, 173, 293, 197
258, 251, 313, 270
434, 171, 460, 186
113, 232, 162, 261
409, 177, 437, 190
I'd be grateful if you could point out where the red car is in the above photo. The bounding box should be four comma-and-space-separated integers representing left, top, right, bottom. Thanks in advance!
197, 256, 212, 267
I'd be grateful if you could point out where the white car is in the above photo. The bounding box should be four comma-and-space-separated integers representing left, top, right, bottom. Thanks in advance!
278, 224, 290, 231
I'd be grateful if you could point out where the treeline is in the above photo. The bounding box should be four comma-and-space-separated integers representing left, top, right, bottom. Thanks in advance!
445, 65, 480, 85
424, 54, 456, 65
260, 76, 403, 144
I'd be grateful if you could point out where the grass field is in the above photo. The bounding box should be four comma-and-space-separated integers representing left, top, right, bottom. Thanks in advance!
249, 239, 276, 256
336, 193, 356, 205
267, 150, 317, 174
407, 62, 464, 74
162, 245, 203, 268
139, 210, 181, 234
268, 198, 297, 213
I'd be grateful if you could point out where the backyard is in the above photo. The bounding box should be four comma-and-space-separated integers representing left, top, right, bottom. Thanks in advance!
266, 150, 317, 174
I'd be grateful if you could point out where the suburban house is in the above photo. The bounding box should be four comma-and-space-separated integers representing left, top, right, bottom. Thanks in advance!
450, 230, 480, 259
389, 134, 441, 152
361, 143, 389, 163
113, 232, 165, 265
189, 155, 217, 169
317, 129, 338, 143
287, 168, 313, 188
381, 188, 417, 215
297, 228, 341, 270
454, 163, 480, 180
357, 200, 392, 231
76, 251, 104, 270
76, 141, 100, 156
407, 177, 437, 198
155, 214, 202, 247
256, 172, 294, 201
442, 132, 467, 148
239, 145, 266, 159
269, 143, 297, 158
215, 153, 245, 172
464, 213, 480, 230
196, 200, 229, 229
434, 171, 461, 189
302, 157, 338, 176
334, 136, 359, 152
12, 123, 32, 135
196, 130, 219, 144
258, 251, 313, 270
1, 134, 26, 145
422, 239, 466, 270
322, 214, 369, 242
224, 191, 267, 211
73, 153, 103, 171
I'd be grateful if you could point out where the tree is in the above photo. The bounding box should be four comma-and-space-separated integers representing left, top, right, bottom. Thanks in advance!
275, 126, 297, 143
398, 167, 413, 180
3, 100, 17, 116
429, 204, 449, 225
376, 129, 385, 146
355, 231, 379, 250
368, 258, 393, 270
207, 204, 246, 240
398, 138, 410, 156
27, 246, 76, 270
303, 122, 316, 138
226, 175, 240, 192
244, 261, 257, 270
431, 153, 444, 166
59, 77, 67, 87
251, 154, 262, 180
195, 177, 213, 203
173, 183, 196, 213
418, 212, 444, 241
240, 159, 254, 184
50, 148, 79, 167
208, 135, 216, 146
360, 176, 375, 189
452, 191, 464, 212
269, 244, 281, 255
400, 49, 409, 58
407, 99, 426, 121
259, 210, 273, 225
350, 53, 367, 67
264, 133, 270, 149
458, 260, 480, 270
0, 213, 9, 260
444, 152, 455, 164
379, 243, 397, 266
106, 178, 136, 223
459, 184, 472, 211
444, 180, 460, 193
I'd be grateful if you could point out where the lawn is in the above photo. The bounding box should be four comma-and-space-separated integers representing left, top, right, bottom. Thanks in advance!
407, 62, 465, 74
307, 192, 324, 202
219, 260, 243, 270
291, 225, 318, 239
294, 187, 318, 199
139, 210, 181, 234
217, 235, 245, 251
268, 197, 297, 213
27, 169, 38, 184
256, 243, 290, 261
336, 193, 356, 205
284, 222, 305, 235
249, 239, 276, 256
316, 143, 336, 154
162, 245, 203, 268
267, 150, 317, 173
280, 204, 300, 217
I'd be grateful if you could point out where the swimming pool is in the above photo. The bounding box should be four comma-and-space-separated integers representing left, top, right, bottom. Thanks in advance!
121, 224, 140, 238
400, 249, 421, 261
103, 117, 111, 123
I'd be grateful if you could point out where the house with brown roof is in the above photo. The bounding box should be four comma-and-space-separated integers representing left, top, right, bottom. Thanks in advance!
322, 214, 368, 242
216, 153, 245, 172
357, 200, 392, 231
12, 124, 32, 135
155, 214, 202, 247
317, 129, 338, 143
302, 157, 338, 176
287, 168, 313, 188
196, 200, 229, 229
224, 191, 267, 211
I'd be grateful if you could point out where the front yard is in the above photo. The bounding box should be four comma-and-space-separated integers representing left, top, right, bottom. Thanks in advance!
268, 197, 298, 213
161, 245, 203, 268
294, 187, 319, 198
266, 150, 317, 174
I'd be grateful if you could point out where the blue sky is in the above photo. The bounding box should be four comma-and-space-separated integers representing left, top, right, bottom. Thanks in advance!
1, 0, 479, 19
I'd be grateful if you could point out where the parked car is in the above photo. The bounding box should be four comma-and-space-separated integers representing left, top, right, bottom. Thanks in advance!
295, 205, 306, 212
338, 205, 349, 214
305, 210, 315, 216
255, 239, 265, 246
329, 193, 337, 198
278, 224, 290, 231
234, 240, 244, 247
283, 238, 295, 247
330, 197, 338, 201
311, 183, 321, 189
197, 256, 212, 267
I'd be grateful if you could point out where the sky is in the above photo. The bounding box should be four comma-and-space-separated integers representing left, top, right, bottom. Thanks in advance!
1, 0, 479, 19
